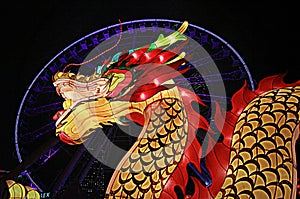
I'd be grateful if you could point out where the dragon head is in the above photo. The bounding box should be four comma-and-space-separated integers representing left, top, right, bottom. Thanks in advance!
52, 21, 189, 145
52, 69, 133, 144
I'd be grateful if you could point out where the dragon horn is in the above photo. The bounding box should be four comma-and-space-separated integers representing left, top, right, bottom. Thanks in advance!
177, 20, 188, 34
154, 21, 189, 49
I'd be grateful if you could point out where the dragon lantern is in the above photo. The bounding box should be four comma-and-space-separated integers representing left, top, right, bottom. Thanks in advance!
52, 21, 299, 199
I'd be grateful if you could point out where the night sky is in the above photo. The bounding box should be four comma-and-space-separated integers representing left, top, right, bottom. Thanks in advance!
0, 0, 296, 183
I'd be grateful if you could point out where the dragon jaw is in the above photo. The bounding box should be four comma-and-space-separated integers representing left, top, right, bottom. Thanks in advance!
52, 75, 114, 144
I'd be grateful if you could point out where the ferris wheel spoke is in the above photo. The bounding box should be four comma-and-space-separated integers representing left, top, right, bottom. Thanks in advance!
32, 85, 56, 93
50, 145, 86, 196
35, 143, 64, 167
22, 102, 61, 116
18, 121, 56, 143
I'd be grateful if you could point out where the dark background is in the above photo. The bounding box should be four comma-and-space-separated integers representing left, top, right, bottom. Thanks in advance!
0, 0, 297, 178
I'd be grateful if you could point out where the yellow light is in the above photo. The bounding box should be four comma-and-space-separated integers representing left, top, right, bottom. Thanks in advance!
6, 180, 40, 199
7, 180, 26, 199
25, 186, 40, 199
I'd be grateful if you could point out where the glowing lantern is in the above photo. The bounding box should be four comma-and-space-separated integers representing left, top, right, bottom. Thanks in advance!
25, 186, 40, 199
6, 180, 26, 199
5, 180, 40, 199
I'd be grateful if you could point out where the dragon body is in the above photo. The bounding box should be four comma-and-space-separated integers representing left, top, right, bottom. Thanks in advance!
51, 21, 300, 199
217, 79, 300, 199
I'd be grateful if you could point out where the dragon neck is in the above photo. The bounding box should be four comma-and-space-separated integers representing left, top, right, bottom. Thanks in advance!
216, 85, 300, 199
105, 86, 188, 199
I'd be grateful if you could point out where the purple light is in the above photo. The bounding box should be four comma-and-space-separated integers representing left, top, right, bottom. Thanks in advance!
189, 28, 196, 37
40, 146, 62, 165
59, 57, 67, 64
50, 64, 59, 73
40, 72, 52, 82
80, 42, 88, 50
223, 48, 230, 57
103, 31, 110, 39
163, 22, 171, 29
211, 39, 220, 49
69, 49, 78, 57
92, 36, 99, 45
139, 23, 146, 32
201, 34, 208, 43
32, 85, 56, 93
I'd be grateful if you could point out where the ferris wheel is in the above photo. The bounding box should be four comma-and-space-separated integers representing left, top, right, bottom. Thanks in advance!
14, 19, 255, 198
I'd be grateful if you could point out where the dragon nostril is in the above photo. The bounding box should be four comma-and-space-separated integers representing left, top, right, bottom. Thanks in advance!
53, 110, 65, 120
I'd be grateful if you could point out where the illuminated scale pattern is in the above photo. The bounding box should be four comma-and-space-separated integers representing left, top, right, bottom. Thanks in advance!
105, 88, 188, 198
217, 81, 300, 198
